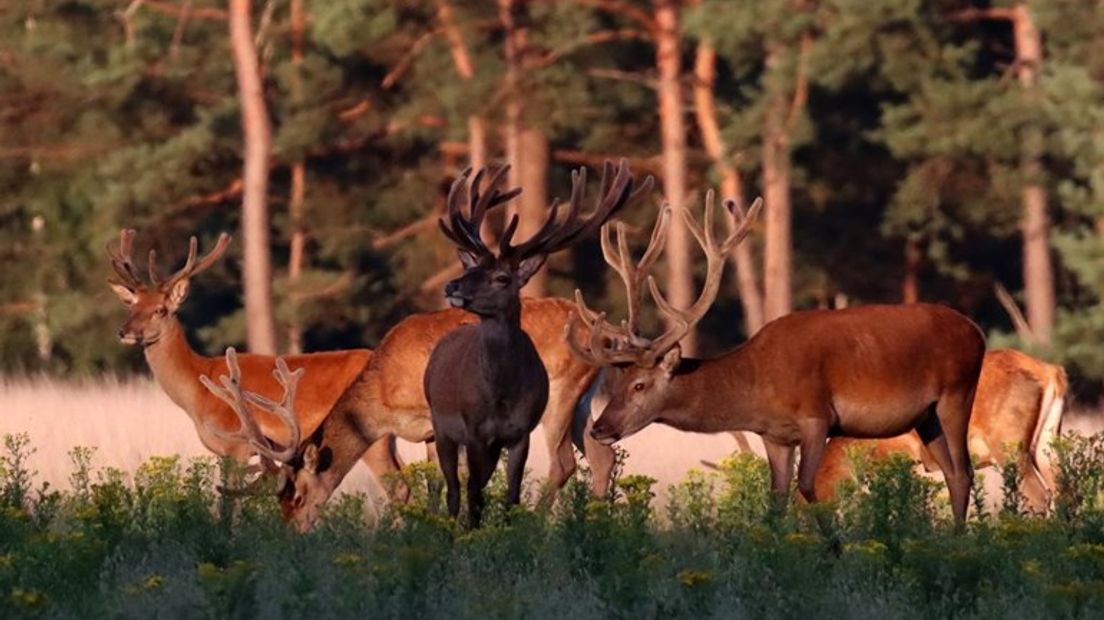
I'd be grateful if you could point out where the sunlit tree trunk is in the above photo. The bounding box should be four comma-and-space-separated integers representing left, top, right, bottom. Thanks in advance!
230, 0, 277, 354
761, 42, 793, 323
654, 0, 695, 353
286, 0, 307, 354
902, 237, 922, 304
1013, 3, 1054, 345
517, 127, 549, 296
694, 39, 765, 335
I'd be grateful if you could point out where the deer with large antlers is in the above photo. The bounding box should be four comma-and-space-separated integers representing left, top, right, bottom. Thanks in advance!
570, 192, 986, 523
106, 230, 402, 494
814, 349, 1067, 511
425, 161, 649, 526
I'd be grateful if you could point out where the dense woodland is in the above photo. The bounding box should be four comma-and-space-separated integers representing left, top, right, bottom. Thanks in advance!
1, 1, 1103, 398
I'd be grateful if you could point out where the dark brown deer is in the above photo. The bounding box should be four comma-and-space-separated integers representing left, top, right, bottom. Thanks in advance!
570, 193, 986, 523
425, 161, 650, 526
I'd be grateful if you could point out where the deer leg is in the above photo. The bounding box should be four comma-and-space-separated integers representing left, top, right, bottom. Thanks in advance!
506, 435, 531, 507
466, 442, 502, 528
1019, 458, 1051, 514
582, 420, 617, 498
796, 419, 830, 504
437, 436, 461, 520
920, 399, 973, 524
540, 390, 576, 501
763, 439, 795, 514
361, 434, 408, 503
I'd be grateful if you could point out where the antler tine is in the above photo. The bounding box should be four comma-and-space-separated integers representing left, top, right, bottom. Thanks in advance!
106, 229, 144, 289
240, 357, 304, 463
504, 159, 652, 260
440, 165, 521, 259
160, 233, 232, 290
599, 206, 671, 332
637, 194, 763, 364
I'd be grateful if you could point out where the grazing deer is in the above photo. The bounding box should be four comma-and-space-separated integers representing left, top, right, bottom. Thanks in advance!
425, 161, 649, 526
106, 230, 402, 493
814, 349, 1067, 511
569, 193, 986, 523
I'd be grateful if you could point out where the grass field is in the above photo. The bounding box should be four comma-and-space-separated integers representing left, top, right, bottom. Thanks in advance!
2, 378, 1104, 618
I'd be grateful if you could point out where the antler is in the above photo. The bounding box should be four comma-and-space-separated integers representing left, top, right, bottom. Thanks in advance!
437, 166, 523, 260
500, 159, 654, 262
106, 229, 144, 289
106, 229, 231, 291
565, 205, 672, 366
150, 233, 232, 289
570, 191, 762, 368
199, 347, 304, 464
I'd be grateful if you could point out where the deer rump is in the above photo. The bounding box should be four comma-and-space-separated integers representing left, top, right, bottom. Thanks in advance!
814, 349, 1066, 507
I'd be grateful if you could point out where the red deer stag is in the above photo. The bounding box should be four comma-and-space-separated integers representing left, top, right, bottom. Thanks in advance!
814, 349, 1067, 511
425, 161, 649, 526
569, 193, 986, 523
106, 230, 402, 493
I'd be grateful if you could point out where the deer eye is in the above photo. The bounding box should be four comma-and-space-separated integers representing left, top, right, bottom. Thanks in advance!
154, 306, 168, 317
633, 382, 646, 392
492, 274, 511, 285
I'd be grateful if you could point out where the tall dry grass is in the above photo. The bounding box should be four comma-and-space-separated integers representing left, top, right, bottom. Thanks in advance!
0, 376, 740, 503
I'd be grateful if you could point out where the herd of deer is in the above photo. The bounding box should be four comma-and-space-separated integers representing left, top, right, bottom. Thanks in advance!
107, 161, 1067, 532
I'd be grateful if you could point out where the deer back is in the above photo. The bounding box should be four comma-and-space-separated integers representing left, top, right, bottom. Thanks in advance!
196, 349, 371, 444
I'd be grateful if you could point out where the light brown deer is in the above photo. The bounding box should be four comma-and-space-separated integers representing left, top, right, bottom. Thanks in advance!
106, 230, 402, 492
570, 192, 986, 523
814, 349, 1067, 511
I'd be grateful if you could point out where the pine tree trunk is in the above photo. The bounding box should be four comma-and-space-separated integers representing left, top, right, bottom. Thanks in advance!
517, 126, 549, 296
693, 39, 764, 335
435, 0, 486, 170
654, 0, 695, 353
1012, 4, 1055, 345
902, 238, 922, 304
762, 41, 793, 323
230, 0, 277, 354
286, 0, 306, 354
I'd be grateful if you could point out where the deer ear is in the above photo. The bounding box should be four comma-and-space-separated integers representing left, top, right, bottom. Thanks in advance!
109, 282, 138, 306
302, 443, 320, 474
516, 255, 547, 285
457, 250, 479, 270
659, 345, 681, 376
166, 279, 190, 310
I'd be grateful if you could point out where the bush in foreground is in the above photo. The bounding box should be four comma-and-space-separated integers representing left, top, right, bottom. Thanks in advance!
0, 434, 1102, 619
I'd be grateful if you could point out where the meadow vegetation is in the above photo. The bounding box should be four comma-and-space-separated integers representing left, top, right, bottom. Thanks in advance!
1, 432, 1103, 619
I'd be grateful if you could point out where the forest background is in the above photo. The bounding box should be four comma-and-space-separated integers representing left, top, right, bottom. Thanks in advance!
2, 0, 1103, 403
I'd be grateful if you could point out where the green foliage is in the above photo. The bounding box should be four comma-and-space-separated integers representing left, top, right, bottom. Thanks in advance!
1, 433, 1104, 617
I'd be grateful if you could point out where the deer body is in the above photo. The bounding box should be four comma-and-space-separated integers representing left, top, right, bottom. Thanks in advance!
814, 349, 1066, 510
425, 162, 646, 526
570, 192, 982, 523
107, 230, 402, 492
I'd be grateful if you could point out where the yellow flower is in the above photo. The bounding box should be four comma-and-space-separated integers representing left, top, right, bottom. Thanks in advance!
1021, 559, 1043, 578
143, 574, 166, 591
11, 587, 47, 608
1063, 543, 1104, 561
784, 533, 818, 547
677, 569, 715, 589
333, 553, 363, 568
844, 540, 888, 556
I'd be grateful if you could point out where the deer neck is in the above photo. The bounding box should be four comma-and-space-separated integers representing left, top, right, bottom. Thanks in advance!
314, 403, 375, 497
475, 300, 528, 387
142, 320, 208, 416
655, 348, 764, 435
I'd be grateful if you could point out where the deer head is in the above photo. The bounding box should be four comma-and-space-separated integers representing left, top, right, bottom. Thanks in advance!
569, 192, 761, 444
197, 347, 326, 531
439, 160, 653, 320
107, 229, 231, 346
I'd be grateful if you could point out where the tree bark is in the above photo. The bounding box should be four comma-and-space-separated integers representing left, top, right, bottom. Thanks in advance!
1012, 3, 1054, 345
517, 126, 550, 296
654, 0, 695, 353
435, 0, 487, 172
693, 39, 765, 335
230, 0, 277, 354
902, 237, 922, 304
761, 41, 793, 323
286, 0, 306, 354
